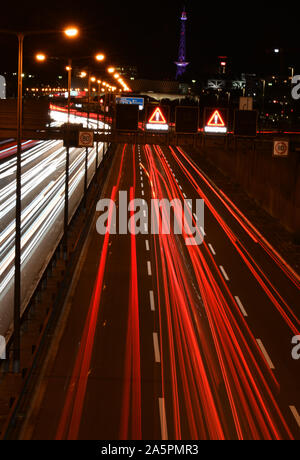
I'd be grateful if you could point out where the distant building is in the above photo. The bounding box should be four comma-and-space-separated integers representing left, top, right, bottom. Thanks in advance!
0, 75, 6, 99
115, 65, 138, 80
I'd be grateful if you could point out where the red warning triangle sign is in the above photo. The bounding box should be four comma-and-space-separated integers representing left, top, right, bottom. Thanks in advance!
148, 107, 167, 124
207, 110, 225, 127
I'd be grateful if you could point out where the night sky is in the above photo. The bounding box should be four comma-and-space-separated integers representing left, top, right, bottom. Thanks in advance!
0, 1, 299, 79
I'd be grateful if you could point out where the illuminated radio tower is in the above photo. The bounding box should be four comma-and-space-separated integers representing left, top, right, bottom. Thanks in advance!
175, 7, 189, 79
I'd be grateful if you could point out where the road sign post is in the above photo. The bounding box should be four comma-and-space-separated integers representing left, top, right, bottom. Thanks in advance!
175, 106, 199, 133
78, 130, 94, 147
145, 106, 169, 131
239, 97, 253, 111
116, 96, 144, 110
115, 104, 139, 131
234, 110, 257, 137
204, 108, 228, 134
273, 139, 289, 157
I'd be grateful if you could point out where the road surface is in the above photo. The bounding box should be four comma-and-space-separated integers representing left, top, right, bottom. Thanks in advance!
18, 143, 300, 440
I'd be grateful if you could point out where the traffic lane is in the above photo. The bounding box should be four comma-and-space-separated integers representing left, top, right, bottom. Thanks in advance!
141, 144, 273, 439
143, 144, 297, 439
159, 144, 299, 341
0, 142, 100, 326
76, 144, 161, 439
170, 145, 300, 314
24, 144, 126, 440
160, 144, 300, 402
26, 144, 161, 439
1, 141, 90, 227
0, 142, 99, 265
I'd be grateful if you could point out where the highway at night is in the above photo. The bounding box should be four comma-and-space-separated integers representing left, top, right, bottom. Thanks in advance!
17, 142, 300, 440
0, 1, 300, 446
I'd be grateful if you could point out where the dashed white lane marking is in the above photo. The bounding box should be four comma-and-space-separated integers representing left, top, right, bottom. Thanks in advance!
145, 239, 150, 251
256, 339, 275, 369
208, 243, 216, 255
183, 193, 187, 199
234, 296, 248, 317
144, 223, 148, 233
200, 226, 206, 236
147, 261, 152, 276
193, 213, 198, 221
289, 406, 300, 428
142, 190, 144, 195
219, 265, 230, 281
159, 398, 168, 440
153, 332, 161, 362
187, 202, 192, 209
179, 185, 182, 190
141, 182, 144, 188
143, 210, 147, 218
149, 290, 155, 311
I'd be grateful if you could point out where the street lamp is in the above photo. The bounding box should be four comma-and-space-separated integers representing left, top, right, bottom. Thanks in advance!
0, 26, 78, 372
95, 53, 105, 62
64, 27, 79, 38
35, 53, 46, 62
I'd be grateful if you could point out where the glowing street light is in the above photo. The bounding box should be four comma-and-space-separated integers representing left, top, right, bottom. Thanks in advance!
64, 27, 79, 38
35, 53, 46, 61
107, 66, 115, 73
95, 53, 105, 62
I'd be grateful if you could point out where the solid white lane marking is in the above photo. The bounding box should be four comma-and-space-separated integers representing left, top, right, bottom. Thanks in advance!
234, 296, 248, 317
256, 339, 275, 369
208, 243, 216, 255
219, 265, 230, 281
145, 239, 150, 251
147, 261, 152, 276
289, 406, 300, 428
153, 332, 161, 362
149, 290, 155, 311
159, 398, 168, 440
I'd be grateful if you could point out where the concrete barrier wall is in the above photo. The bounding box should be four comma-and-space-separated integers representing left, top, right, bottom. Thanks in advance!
201, 137, 300, 239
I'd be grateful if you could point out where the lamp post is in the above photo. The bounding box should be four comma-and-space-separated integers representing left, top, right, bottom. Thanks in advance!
66, 59, 72, 123
0, 26, 78, 372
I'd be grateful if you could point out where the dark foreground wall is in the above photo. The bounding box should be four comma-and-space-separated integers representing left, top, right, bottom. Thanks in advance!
200, 136, 300, 239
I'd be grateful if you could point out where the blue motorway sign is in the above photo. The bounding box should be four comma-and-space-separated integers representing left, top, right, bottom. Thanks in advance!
116, 96, 144, 110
